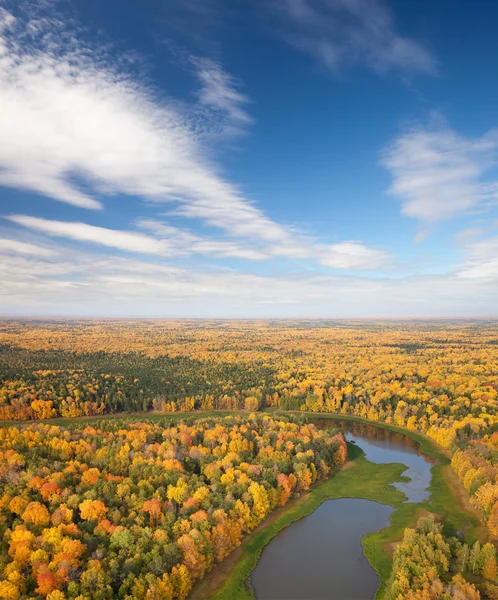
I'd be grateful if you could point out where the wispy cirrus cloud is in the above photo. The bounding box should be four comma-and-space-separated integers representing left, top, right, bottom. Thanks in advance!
458, 237, 498, 280
1, 241, 498, 317
137, 218, 268, 260
382, 120, 498, 223
7, 215, 271, 261
271, 0, 436, 75
193, 57, 252, 133
454, 227, 484, 242
0, 6, 292, 244
0, 237, 56, 257
8, 214, 393, 270
319, 241, 391, 270
8, 215, 172, 256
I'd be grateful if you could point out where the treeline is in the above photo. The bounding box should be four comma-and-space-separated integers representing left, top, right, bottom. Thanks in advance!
0, 414, 346, 599
0, 345, 276, 420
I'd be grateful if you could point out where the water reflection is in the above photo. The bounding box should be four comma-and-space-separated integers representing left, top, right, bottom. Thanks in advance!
324, 419, 434, 503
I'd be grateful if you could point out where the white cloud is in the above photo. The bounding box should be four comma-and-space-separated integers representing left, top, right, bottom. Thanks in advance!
8, 215, 172, 255
9, 213, 395, 270
454, 227, 484, 241
383, 121, 498, 222
319, 241, 391, 270
272, 0, 436, 75
137, 218, 269, 260
458, 238, 498, 280
8, 215, 274, 260
0, 237, 55, 256
0, 7, 293, 243
194, 57, 252, 131
1, 244, 498, 316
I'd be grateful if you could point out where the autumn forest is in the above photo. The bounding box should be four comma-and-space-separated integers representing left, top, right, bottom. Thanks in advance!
2, 319, 498, 599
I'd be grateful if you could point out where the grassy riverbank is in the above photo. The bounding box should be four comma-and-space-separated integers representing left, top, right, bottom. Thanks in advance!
0, 410, 236, 427
299, 412, 485, 537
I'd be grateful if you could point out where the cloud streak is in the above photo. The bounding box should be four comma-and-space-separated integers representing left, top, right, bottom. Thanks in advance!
8, 214, 395, 271
0, 237, 55, 257
272, 0, 436, 75
8, 215, 171, 256
194, 57, 252, 132
1, 240, 497, 317
458, 238, 498, 280
7, 215, 273, 261
319, 241, 391, 270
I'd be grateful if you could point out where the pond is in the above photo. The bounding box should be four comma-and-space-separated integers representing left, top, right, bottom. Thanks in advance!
251, 419, 434, 600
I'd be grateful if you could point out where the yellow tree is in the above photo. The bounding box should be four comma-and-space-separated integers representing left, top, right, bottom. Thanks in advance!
79, 500, 107, 522
21, 502, 50, 527
167, 479, 188, 514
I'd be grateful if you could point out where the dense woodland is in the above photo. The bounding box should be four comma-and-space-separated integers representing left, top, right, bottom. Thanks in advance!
388, 515, 497, 599
2, 319, 498, 598
0, 414, 346, 599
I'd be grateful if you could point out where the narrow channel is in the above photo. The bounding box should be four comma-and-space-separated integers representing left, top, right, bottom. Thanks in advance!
329, 419, 433, 503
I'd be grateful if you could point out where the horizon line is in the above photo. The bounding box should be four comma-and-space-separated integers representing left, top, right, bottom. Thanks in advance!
1, 315, 498, 321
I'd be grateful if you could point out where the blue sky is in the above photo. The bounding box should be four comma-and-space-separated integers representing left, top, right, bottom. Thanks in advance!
1, 0, 498, 316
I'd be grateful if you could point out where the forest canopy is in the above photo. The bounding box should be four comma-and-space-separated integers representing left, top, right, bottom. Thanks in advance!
0, 413, 346, 599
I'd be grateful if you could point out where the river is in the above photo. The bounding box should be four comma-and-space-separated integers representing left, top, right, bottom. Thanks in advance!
251, 419, 433, 600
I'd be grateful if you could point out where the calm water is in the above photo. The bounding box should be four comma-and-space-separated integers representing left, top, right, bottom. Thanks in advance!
327, 419, 433, 503
251, 419, 433, 600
